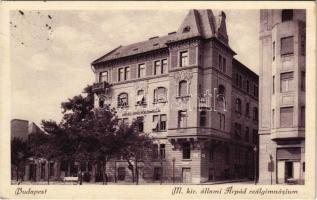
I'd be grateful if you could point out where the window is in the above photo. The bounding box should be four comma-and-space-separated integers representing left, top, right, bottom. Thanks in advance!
153, 167, 162, 181
137, 116, 144, 132
218, 85, 225, 96
245, 127, 249, 142
281, 36, 294, 55
136, 90, 146, 105
301, 71, 305, 91
117, 167, 126, 181
223, 57, 226, 73
253, 85, 258, 97
280, 72, 294, 92
180, 51, 188, 67
162, 59, 168, 74
301, 35, 306, 56
152, 144, 159, 160
225, 147, 229, 164
122, 118, 129, 125
152, 114, 167, 131
246, 80, 250, 93
253, 130, 258, 144
272, 109, 275, 128
99, 98, 105, 108
209, 148, 214, 162
218, 113, 225, 130
280, 107, 293, 127
253, 107, 258, 121
117, 93, 128, 107
182, 143, 191, 159
235, 98, 242, 113
154, 59, 167, 75
160, 115, 167, 131
183, 26, 190, 33
125, 67, 130, 80
235, 74, 243, 88
154, 60, 161, 75
300, 106, 305, 127
281, 9, 293, 22
273, 76, 275, 94
99, 71, 108, 82
234, 123, 242, 139
154, 87, 167, 103
200, 111, 206, 127
273, 41, 275, 61
179, 80, 188, 97
138, 64, 146, 78
178, 110, 187, 128
159, 144, 165, 159
246, 103, 250, 117
218, 54, 223, 71
118, 68, 124, 82
153, 115, 159, 131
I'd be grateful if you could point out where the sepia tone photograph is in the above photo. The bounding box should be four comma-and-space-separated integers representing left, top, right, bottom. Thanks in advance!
1, 1, 315, 199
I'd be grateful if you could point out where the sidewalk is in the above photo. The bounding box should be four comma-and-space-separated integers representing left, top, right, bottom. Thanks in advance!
200, 178, 253, 185
12, 179, 254, 185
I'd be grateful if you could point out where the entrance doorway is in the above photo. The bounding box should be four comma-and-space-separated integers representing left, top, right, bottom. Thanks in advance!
182, 168, 191, 183
277, 160, 300, 184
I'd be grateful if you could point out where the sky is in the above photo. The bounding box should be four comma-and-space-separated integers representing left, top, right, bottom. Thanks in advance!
10, 9, 259, 126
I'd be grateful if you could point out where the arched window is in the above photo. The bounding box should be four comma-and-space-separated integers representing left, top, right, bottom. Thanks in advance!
253, 107, 258, 121
282, 9, 293, 22
136, 90, 145, 105
98, 96, 105, 108
117, 93, 128, 107
179, 80, 188, 97
154, 87, 167, 102
235, 98, 242, 113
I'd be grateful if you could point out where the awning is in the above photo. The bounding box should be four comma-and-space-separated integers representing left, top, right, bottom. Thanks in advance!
152, 118, 159, 129
137, 94, 144, 103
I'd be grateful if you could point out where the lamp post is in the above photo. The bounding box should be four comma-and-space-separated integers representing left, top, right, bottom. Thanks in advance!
160, 156, 163, 185
172, 157, 176, 184
253, 145, 258, 185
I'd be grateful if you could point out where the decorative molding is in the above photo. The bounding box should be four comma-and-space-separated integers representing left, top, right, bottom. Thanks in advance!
173, 70, 193, 82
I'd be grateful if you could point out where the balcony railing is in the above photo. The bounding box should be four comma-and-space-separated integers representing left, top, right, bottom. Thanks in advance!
92, 81, 111, 94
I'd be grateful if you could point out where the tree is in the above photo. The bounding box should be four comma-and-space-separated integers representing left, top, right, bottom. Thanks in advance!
11, 137, 31, 183
28, 126, 58, 185
115, 119, 154, 184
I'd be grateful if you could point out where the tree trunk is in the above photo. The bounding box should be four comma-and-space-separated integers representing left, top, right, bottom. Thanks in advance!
135, 159, 138, 185
47, 161, 50, 185
16, 165, 19, 182
104, 160, 107, 185
67, 161, 71, 177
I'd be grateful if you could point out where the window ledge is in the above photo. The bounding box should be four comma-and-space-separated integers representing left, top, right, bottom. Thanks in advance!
182, 159, 192, 161
176, 95, 191, 99
117, 106, 129, 109
153, 100, 168, 104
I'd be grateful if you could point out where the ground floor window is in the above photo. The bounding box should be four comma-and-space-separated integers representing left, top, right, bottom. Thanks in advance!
153, 167, 162, 181
182, 143, 191, 159
117, 167, 126, 181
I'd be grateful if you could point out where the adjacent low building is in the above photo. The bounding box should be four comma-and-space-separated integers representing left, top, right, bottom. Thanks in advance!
91, 9, 259, 183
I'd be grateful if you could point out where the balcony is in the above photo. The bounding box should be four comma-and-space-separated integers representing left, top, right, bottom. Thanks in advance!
92, 81, 111, 94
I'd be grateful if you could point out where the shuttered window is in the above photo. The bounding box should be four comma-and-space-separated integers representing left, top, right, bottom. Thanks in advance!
280, 72, 294, 92
281, 36, 294, 55
280, 107, 293, 127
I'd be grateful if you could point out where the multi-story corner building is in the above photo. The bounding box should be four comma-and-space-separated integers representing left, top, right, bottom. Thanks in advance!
259, 9, 305, 184
91, 9, 259, 184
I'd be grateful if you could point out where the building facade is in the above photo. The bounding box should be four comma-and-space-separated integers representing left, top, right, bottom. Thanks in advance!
90, 9, 259, 184
258, 9, 306, 184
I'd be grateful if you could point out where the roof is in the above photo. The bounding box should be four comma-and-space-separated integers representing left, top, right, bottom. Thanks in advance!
92, 9, 231, 65
232, 58, 258, 80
